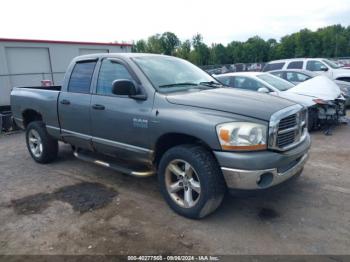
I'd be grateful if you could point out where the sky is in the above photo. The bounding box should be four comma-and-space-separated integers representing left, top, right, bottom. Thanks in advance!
1, 0, 350, 45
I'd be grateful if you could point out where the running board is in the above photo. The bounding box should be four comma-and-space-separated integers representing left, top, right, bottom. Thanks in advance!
73, 150, 155, 177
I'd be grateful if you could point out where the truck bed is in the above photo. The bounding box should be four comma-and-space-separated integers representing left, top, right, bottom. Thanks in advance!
13, 85, 62, 91
11, 86, 62, 135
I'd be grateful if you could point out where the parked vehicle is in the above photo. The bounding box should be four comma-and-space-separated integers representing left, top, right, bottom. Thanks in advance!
11, 54, 310, 219
269, 69, 350, 106
263, 58, 350, 82
215, 72, 346, 130
247, 63, 263, 72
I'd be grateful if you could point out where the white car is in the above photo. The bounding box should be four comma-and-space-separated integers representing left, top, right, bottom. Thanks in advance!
268, 69, 350, 106
215, 72, 346, 130
263, 58, 350, 82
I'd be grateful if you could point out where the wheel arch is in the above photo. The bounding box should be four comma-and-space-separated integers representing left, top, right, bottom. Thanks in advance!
22, 109, 43, 128
153, 132, 215, 168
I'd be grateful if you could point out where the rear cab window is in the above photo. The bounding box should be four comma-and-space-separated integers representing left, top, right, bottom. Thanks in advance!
287, 61, 303, 69
68, 61, 97, 93
263, 62, 285, 72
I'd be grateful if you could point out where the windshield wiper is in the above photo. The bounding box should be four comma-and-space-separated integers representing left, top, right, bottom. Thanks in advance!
199, 81, 222, 88
159, 82, 198, 88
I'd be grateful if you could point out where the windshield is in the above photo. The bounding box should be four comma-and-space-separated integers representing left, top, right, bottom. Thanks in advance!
132, 56, 219, 93
257, 74, 295, 91
322, 59, 341, 69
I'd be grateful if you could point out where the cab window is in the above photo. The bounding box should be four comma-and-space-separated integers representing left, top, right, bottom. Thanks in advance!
68, 61, 97, 93
96, 60, 133, 95
286, 72, 310, 82
306, 60, 327, 71
216, 76, 231, 86
263, 62, 285, 72
233, 76, 265, 91
287, 61, 303, 69
270, 71, 284, 78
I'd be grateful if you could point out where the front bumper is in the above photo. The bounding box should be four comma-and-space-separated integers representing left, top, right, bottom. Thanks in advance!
214, 134, 311, 190
221, 153, 308, 190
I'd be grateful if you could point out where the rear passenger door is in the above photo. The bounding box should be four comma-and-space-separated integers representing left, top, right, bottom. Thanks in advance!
58, 60, 97, 150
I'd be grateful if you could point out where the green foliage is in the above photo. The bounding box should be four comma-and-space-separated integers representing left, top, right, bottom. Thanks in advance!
132, 24, 350, 65
160, 32, 180, 55
175, 40, 191, 60
190, 34, 210, 65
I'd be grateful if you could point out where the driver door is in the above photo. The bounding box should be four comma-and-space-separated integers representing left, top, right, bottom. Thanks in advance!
90, 58, 154, 162
306, 60, 332, 78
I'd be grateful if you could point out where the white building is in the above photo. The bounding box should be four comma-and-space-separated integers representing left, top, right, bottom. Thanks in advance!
0, 38, 132, 108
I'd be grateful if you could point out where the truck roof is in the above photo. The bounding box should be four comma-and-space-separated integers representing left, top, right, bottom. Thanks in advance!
267, 58, 327, 63
75, 53, 170, 61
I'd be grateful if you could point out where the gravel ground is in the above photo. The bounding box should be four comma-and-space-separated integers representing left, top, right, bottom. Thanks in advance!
0, 123, 349, 256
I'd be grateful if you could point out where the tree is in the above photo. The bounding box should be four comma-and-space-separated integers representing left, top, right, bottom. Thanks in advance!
209, 43, 227, 65
133, 39, 147, 53
160, 32, 180, 55
226, 41, 244, 63
146, 34, 163, 54
176, 40, 191, 59
132, 24, 350, 65
190, 33, 210, 65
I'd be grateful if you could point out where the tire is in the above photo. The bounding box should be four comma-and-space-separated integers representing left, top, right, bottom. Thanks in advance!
26, 121, 58, 164
158, 144, 226, 219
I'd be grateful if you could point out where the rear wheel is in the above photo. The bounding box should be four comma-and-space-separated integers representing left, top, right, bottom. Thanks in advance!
26, 121, 58, 164
158, 144, 226, 219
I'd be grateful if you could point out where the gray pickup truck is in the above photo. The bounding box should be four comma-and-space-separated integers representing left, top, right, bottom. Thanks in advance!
11, 53, 311, 218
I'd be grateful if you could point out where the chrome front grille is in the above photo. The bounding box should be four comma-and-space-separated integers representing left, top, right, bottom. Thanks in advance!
269, 105, 308, 151
277, 128, 296, 148
278, 114, 297, 130
276, 114, 297, 148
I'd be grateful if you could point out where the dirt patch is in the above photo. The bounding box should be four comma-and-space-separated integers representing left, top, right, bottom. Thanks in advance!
10, 182, 118, 215
258, 207, 280, 220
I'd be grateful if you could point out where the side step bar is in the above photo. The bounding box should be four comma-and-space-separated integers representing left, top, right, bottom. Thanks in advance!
73, 150, 155, 177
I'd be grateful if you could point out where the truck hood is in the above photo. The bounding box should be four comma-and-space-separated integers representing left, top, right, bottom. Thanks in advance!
166, 88, 295, 121
286, 75, 341, 101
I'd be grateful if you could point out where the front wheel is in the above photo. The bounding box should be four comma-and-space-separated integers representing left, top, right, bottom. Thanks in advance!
158, 145, 226, 219
26, 121, 58, 164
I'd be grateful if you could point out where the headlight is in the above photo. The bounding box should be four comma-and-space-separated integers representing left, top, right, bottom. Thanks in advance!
216, 122, 267, 151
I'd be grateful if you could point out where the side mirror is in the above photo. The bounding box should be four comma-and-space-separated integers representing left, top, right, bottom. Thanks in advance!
320, 66, 329, 72
257, 87, 270, 93
112, 79, 137, 96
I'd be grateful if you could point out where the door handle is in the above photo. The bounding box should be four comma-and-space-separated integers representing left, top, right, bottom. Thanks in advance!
60, 99, 70, 105
92, 104, 105, 110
